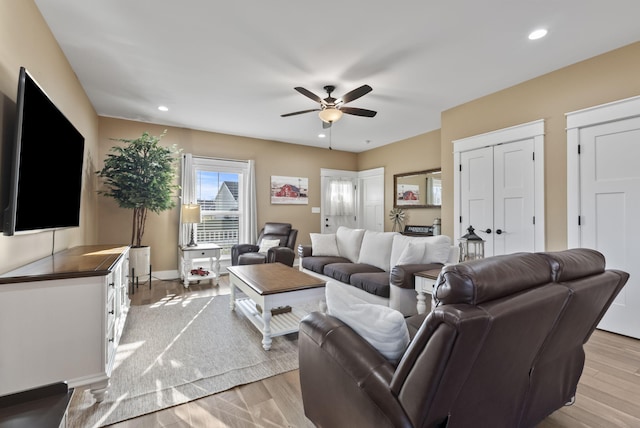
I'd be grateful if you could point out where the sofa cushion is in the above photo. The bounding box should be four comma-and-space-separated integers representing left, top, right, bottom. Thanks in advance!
325, 281, 410, 363
336, 226, 365, 263
324, 263, 383, 284
358, 230, 398, 271
350, 272, 391, 298
310, 233, 340, 257
390, 235, 452, 268
301, 256, 351, 275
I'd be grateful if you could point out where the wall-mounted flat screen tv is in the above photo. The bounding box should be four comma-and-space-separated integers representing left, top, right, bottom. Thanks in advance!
2, 67, 85, 236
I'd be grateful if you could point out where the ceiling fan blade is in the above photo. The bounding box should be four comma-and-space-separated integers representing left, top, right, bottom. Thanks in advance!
281, 108, 320, 117
339, 85, 372, 104
340, 106, 377, 117
294, 87, 323, 104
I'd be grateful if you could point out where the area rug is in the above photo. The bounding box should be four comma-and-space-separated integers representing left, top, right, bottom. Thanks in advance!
67, 293, 299, 427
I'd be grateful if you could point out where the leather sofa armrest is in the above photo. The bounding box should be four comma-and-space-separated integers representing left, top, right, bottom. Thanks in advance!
299, 312, 412, 428
298, 244, 312, 258
231, 243, 259, 265
390, 263, 444, 289
267, 246, 295, 267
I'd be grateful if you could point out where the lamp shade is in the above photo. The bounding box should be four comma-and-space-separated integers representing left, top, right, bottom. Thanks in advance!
181, 204, 201, 224
319, 107, 343, 123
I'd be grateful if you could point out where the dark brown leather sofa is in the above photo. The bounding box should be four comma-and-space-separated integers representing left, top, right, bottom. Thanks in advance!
298, 249, 628, 428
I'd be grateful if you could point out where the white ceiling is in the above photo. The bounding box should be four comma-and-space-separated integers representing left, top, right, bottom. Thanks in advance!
34, 0, 640, 152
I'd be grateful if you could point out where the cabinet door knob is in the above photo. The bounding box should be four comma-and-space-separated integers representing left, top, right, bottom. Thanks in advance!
484, 229, 492, 234
496, 229, 503, 235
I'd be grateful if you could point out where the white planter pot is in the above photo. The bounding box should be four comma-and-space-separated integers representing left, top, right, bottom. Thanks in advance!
129, 246, 150, 277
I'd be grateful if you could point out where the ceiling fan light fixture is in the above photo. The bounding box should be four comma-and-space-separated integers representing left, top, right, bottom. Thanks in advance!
319, 107, 343, 123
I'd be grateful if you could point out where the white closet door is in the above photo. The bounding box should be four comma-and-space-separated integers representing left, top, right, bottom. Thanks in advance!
493, 139, 536, 255
460, 147, 494, 256
579, 116, 640, 338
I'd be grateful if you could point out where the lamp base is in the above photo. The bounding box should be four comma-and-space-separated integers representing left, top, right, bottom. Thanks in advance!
187, 225, 197, 247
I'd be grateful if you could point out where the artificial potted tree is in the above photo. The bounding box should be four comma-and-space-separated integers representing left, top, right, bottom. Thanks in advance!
97, 130, 179, 277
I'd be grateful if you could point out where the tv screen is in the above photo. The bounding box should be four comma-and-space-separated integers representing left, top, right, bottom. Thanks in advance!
2, 67, 85, 236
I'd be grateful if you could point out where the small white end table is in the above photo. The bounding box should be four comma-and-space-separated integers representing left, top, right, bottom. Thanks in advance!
179, 243, 221, 288
414, 268, 442, 314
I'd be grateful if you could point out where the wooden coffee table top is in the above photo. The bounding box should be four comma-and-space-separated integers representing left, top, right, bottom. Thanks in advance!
227, 263, 325, 295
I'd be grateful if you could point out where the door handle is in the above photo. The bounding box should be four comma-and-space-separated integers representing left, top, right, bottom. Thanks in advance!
484, 229, 492, 234
496, 229, 503, 235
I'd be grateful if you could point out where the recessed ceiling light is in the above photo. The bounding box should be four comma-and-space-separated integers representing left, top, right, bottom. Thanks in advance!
318, 133, 326, 138
528, 29, 548, 40
158, 105, 169, 112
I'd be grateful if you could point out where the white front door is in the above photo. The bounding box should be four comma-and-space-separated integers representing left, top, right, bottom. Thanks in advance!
578, 116, 640, 338
321, 173, 357, 234
321, 168, 384, 233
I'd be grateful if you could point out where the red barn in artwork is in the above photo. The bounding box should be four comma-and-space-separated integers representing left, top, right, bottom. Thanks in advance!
402, 190, 418, 200
275, 184, 300, 198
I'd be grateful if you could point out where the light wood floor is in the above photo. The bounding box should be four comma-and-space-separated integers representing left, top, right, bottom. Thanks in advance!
106, 276, 640, 428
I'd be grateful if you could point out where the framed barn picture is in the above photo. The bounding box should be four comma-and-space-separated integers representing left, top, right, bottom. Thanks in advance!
271, 176, 308, 204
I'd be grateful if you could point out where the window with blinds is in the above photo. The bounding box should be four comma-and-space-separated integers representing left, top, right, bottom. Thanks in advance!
194, 169, 240, 256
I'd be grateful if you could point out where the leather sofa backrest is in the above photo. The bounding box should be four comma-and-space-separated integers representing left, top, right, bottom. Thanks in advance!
394, 249, 626, 428
433, 252, 553, 305
519, 249, 628, 425
257, 222, 298, 249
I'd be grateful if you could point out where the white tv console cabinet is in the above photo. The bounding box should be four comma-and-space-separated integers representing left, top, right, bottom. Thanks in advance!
0, 245, 130, 402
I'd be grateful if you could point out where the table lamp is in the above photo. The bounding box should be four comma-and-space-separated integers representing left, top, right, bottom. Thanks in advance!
181, 204, 201, 247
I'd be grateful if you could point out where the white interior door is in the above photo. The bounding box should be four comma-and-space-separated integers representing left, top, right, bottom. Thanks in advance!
578, 116, 640, 338
359, 170, 384, 231
460, 146, 495, 255
493, 139, 536, 255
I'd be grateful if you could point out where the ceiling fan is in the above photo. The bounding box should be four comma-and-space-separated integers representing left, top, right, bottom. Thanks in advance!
281, 84, 377, 128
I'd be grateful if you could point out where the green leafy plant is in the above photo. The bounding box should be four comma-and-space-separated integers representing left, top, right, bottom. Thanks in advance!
97, 130, 180, 247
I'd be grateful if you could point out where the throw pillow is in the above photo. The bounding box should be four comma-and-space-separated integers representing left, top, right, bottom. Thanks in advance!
310, 233, 340, 257
258, 239, 281, 253
357, 230, 398, 271
325, 281, 410, 363
336, 226, 365, 262
390, 235, 452, 267
422, 235, 452, 264
396, 241, 426, 265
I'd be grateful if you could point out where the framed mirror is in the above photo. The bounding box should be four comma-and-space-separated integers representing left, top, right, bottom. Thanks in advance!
393, 168, 441, 208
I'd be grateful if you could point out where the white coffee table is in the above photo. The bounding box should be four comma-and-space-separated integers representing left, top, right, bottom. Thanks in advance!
228, 263, 326, 350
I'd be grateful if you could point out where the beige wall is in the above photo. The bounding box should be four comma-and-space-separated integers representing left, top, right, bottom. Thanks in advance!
0, 0, 99, 273
358, 130, 442, 230
2, 2, 639, 275
97, 117, 358, 271
440, 42, 640, 251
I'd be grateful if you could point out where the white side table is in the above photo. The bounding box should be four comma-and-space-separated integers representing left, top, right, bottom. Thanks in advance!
414, 268, 442, 314
179, 243, 222, 288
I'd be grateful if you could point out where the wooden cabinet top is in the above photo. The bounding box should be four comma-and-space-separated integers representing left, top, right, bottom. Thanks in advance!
0, 245, 129, 284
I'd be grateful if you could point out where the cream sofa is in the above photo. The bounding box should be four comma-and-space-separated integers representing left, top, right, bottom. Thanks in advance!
298, 226, 457, 316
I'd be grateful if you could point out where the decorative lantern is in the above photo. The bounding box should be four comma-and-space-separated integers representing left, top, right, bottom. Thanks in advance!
459, 225, 485, 261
